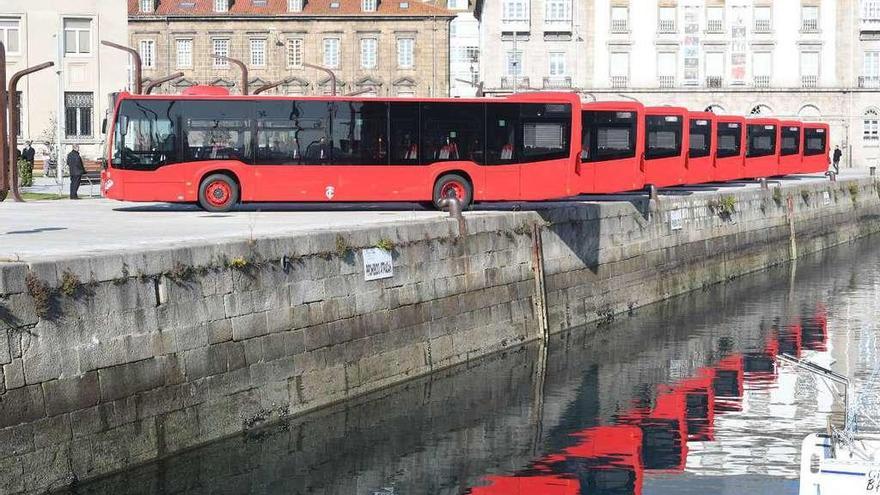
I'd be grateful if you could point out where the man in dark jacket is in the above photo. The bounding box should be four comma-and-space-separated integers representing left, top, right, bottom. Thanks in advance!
21, 141, 35, 165
832, 145, 842, 175
67, 145, 85, 199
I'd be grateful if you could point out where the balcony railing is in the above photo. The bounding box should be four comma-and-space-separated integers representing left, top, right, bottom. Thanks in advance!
705, 76, 723, 88
863, 17, 880, 32
859, 76, 880, 88
706, 19, 724, 32
611, 19, 628, 33
754, 19, 771, 32
658, 20, 676, 33
610, 75, 628, 88
802, 19, 819, 32
501, 76, 530, 89
801, 75, 818, 88
753, 75, 770, 88
543, 76, 572, 89
658, 75, 675, 88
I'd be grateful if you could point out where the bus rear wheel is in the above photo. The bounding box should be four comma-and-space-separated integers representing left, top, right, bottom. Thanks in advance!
432, 174, 473, 210
199, 174, 239, 212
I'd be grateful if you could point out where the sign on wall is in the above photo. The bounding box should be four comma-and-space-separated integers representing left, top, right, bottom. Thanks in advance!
362, 248, 394, 281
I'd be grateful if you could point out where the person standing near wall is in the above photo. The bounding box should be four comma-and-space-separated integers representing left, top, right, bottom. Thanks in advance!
67, 145, 85, 199
832, 145, 842, 175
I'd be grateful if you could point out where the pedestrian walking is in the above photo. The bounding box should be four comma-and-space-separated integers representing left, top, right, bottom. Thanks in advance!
832, 145, 842, 175
67, 145, 85, 199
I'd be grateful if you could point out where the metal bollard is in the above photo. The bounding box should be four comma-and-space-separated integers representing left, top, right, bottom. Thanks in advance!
759, 178, 768, 190
871, 166, 876, 177
646, 184, 658, 201
830, 172, 837, 182
438, 197, 463, 219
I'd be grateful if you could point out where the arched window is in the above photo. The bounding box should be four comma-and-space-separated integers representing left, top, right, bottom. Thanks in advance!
749, 104, 773, 116
798, 104, 822, 120
705, 104, 726, 114
865, 108, 880, 144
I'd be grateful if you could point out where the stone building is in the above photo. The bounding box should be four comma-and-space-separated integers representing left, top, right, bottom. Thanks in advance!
446, 0, 482, 97
1, 0, 129, 161
479, 0, 880, 169
128, 0, 454, 98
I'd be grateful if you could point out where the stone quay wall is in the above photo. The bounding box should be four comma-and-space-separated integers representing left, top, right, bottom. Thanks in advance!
2, 176, 880, 493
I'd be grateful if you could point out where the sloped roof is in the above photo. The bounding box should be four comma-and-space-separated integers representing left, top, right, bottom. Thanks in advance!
130, 0, 454, 18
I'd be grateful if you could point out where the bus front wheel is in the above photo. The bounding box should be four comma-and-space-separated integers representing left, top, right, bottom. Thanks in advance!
432, 174, 472, 210
199, 174, 239, 212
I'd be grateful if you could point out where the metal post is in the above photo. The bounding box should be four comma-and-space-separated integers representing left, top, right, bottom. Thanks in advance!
144, 72, 185, 95
254, 77, 295, 95
303, 63, 337, 96
213, 55, 249, 95
8, 62, 55, 202
101, 40, 142, 94
0, 42, 8, 202
345, 88, 373, 97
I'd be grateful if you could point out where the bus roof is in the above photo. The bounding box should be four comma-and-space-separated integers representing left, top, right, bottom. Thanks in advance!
581, 100, 645, 112
115, 90, 582, 105
645, 106, 688, 115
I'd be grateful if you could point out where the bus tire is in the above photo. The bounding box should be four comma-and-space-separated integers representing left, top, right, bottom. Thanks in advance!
433, 174, 472, 210
199, 174, 239, 212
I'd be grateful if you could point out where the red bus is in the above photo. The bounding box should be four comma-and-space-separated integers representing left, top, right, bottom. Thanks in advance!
745, 118, 780, 178
643, 107, 689, 188
579, 101, 645, 193
101, 87, 582, 211
713, 116, 746, 182
778, 121, 803, 175
801, 122, 831, 174
686, 112, 716, 184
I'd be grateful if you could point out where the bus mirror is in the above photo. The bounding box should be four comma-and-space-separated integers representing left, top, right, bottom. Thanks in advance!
101, 118, 108, 134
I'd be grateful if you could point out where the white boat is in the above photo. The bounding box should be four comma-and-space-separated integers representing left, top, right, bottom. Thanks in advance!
799, 432, 880, 494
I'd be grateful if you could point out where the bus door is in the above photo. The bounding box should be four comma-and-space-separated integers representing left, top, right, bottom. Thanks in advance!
481, 101, 522, 200
252, 100, 338, 201
642, 109, 688, 188
801, 124, 830, 174
517, 101, 576, 201
686, 113, 715, 184
778, 122, 802, 176
580, 104, 644, 194
713, 118, 745, 181
745, 120, 780, 178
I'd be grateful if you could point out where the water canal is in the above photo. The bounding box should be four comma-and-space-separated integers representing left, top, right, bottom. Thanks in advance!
67, 235, 880, 495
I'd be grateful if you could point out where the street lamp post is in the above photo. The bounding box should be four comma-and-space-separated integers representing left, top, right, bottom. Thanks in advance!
212, 55, 249, 95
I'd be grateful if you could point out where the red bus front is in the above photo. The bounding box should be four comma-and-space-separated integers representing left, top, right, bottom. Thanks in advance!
642, 107, 689, 188
579, 101, 646, 194
801, 123, 830, 174
686, 112, 716, 184
778, 121, 803, 175
745, 118, 780, 178
713, 116, 746, 182
102, 88, 582, 211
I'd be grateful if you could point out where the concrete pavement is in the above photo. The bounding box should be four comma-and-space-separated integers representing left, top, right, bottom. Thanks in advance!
0, 169, 864, 261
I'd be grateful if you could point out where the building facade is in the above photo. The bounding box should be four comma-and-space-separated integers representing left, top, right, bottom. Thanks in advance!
1, 0, 129, 161
480, 0, 880, 168
129, 0, 454, 98
447, 0, 481, 97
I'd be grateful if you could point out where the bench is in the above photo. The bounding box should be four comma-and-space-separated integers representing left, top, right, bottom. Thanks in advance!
81, 161, 102, 197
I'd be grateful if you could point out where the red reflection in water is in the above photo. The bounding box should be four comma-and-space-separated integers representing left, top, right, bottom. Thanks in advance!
466, 308, 828, 495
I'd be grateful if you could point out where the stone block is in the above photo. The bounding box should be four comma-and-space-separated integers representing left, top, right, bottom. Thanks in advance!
0, 384, 45, 428
224, 291, 255, 318
232, 312, 269, 341
206, 366, 252, 400
243, 336, 264, 365
184, 345, 228, 381
98, 357, 165, 402
32, 414, 72, 450
42, 372, 100, 416
0, 455, 23, 494
156, 407, 201, 454
266, 307, 294, 334
19, 443, 73, 495
0, 423, 34, 458
4, 358, 24, 390
303, 325, 330, 352
0, 263, 27, 295
207, 318, 233, 344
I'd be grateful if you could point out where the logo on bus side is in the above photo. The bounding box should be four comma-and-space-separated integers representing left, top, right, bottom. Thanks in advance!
325, 185, 335, 200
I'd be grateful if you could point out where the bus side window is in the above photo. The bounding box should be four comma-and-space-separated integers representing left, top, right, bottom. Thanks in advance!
330, 101, 389, 165
420, 102, 484, 164
520, 103, 571, 162
390, 102, 420, 165
486, 103, 519, 165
